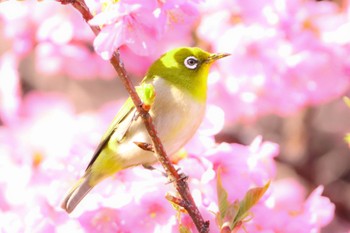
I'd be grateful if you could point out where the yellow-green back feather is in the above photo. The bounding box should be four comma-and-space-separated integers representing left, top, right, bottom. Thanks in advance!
86, 97, 135, 170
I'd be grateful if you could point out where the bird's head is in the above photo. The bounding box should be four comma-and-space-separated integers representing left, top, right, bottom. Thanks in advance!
146, 47, 229, 102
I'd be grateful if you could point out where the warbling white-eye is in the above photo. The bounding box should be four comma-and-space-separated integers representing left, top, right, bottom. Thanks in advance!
61, 47, 229, 213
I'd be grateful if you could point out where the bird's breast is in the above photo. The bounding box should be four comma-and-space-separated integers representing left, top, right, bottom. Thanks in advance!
112, 77, 206, 168
150, 77, 206, 155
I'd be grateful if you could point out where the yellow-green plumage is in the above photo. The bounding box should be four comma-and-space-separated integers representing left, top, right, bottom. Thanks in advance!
61, 47, 229, 213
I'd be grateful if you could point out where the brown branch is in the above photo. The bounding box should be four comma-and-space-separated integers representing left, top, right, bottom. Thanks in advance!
56, 0, 209, 232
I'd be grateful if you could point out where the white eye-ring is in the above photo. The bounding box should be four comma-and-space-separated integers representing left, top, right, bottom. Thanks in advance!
184, 56, 199, 70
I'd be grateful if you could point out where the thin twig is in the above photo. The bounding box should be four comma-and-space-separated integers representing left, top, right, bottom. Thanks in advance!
56, 0, 209, 232
166, 193, 189, 209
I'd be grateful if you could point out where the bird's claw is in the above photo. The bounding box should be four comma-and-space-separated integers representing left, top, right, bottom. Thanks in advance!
165, 168, 188, 184
142, 164, 156, 170
179, 172, 188, 181
134, 142, 154, 152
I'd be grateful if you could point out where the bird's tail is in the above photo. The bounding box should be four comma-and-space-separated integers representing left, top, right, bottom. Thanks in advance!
61, 175, 93, 213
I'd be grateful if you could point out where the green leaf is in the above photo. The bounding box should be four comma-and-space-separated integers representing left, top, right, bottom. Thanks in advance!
179, 225, 192, 233
136, 83, 156, 107
345, 134, 350, 144
343, 97, 350, 146
216, 168, 230, 227
344, 96, 350, 108
231, 181, 270, 229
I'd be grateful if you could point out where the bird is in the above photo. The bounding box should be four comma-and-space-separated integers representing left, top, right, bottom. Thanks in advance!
61, 47, 229, 213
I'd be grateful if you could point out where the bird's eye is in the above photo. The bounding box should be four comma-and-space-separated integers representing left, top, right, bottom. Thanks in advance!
184, 56, 198, 70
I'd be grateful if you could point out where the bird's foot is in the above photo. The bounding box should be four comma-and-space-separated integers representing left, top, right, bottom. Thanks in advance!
133, 142, 154, 152
142, 164, 168, 178
142, 164, 156, 170
166, 168, 188, 184
142, 164, 187, 184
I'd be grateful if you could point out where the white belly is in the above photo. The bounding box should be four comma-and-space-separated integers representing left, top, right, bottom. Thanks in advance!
114, 78, 205, 168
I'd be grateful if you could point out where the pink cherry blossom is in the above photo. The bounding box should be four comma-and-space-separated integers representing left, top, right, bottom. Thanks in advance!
304, 186, 335, 229
198, 0, 350, 123
242, 181, 335, 233
202, 137, 278, 202
89, 0, 200, 60
0, 1, 117, 79
0, 53, 21, 125
35, 42, 115, 79
0, 0, 346, 232
89, 1, 160, 59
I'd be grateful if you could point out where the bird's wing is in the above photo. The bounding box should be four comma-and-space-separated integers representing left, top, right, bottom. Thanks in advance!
85, 97, 136, 171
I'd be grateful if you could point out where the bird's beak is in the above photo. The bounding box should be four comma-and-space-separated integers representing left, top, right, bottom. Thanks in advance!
206, 53, 230, 63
